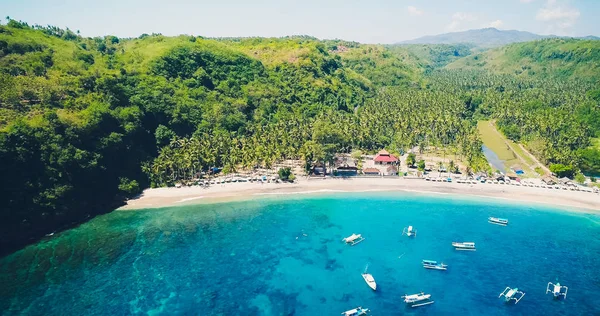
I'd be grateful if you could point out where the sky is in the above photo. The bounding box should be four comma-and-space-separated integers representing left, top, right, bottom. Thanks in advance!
1, 0, 599, 43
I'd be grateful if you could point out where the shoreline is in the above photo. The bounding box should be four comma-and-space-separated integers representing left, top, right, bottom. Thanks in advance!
120, 177, 600, 214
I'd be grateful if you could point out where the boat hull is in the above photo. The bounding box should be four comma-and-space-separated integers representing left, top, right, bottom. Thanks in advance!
452, 242, 476, 251
362, 274, 377, 291
403, 294, 431, 304
488, 217, 508, 225
423, 265, 447, 270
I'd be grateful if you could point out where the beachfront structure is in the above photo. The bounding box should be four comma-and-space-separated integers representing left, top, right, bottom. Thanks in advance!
337, 165, 358, 176
373, 150, 398, 165
559, 177, 578, 188
542, 176, 557, 185
334, 156, 359, 176
363, 168, 380, 176
499, 287, 525, 304
511, 165, 524, 175
386, 165, 398, 176
506, 172, 519, 180
546, 282, 568, 299
312, 162, 326, 175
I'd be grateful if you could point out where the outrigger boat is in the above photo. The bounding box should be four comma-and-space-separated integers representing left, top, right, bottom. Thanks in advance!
422, 260, 448, 270
452, 242, 476, 251
488, 217, 509, 226
342, 233, 365, 246
341, 306, 370, 316
499, 287, 525, 304
546, 282, 568, 299
361, 265, 377, 291
402, 225, 417, 237
402, 292, 434, 307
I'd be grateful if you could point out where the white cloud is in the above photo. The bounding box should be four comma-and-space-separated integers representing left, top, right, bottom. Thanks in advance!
487, 20, 504, 28
520, 0, 535, 3
446, 12, 478, 31
407, 6, 423, 16
452, 12, 477, 22
536, 7, 580, 22
535, 0, 580, 34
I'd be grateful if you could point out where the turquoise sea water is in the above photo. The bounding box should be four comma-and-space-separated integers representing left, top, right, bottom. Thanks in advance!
1, 192, 599, 315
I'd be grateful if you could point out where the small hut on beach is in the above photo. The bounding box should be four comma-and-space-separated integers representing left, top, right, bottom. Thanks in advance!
363, 167, 381, 176
542, 176, 557, 185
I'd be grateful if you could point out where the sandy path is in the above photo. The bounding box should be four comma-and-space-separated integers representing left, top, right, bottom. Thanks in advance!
120, 177, 600, 213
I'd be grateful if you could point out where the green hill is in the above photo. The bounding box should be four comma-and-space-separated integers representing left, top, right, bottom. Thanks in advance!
1, 19, 599, 257
0, 20, 423, 255
395, 44, 474, 69
446, 38, 600, 82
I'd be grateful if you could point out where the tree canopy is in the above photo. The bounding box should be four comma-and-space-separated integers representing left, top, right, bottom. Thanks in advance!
1, 20, 599, 255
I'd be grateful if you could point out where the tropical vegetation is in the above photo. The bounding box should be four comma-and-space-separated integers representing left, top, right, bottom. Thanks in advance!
1, 18, 599, 255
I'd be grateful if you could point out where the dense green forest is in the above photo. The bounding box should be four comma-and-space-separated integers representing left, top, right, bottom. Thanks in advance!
1, 19, 599, 255
447, 38, 600, 81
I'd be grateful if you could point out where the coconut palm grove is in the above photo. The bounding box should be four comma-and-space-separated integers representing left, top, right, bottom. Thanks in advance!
1, 17, 600, 255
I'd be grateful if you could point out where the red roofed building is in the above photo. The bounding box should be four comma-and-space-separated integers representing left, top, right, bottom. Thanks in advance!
373, 150, 398, 165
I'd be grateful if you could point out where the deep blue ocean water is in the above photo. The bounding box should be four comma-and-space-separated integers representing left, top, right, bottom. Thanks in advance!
1, 192, 599, 315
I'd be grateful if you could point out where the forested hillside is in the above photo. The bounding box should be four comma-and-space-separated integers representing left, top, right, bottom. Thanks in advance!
446, 38, 600, 82
1, 19, 599, 255
0, 20, 427, 254
396, 44, 474, 70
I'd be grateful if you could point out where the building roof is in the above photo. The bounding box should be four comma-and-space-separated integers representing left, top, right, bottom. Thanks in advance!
542, 176, 557, 184
337, 166, 358, 171
373, 149, 398, 163
335, 156, 356, 168
559, 177, 572, 184
363, 168, 380, 174
511, 165, 523, 171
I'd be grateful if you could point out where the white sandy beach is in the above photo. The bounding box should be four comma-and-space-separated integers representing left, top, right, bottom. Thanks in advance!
120, 177, 600, 213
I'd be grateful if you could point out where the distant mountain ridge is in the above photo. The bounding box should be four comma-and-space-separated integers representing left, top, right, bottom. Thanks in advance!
399, 28, 598, 47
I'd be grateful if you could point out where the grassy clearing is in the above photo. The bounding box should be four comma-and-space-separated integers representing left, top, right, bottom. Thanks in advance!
509, 143, 535, 165
535, 167, 545, 176
477, 121, 515, 160
477, 120, 537, 177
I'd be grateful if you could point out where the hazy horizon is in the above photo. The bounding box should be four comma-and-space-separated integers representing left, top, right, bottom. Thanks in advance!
1, 0, 599, 44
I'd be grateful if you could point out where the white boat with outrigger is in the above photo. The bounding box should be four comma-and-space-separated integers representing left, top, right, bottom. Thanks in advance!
341, 306, 370, 316
452, 241, 476, 251
488, 217, 509, 226
499, 287, 525, 304
402, 225, 417, 237
402, 292, 434, 307
361, 265, 377, 291
422, 260, 447, 270
546, 282, 568, 299
342, 233, 365, 246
